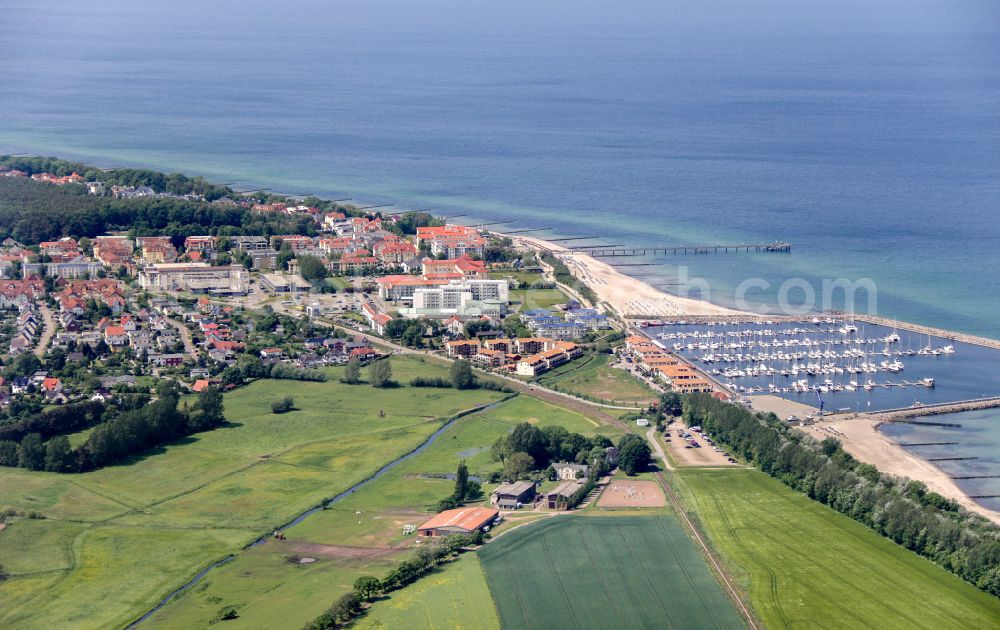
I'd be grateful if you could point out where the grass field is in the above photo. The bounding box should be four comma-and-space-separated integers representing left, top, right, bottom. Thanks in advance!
537, 353, 654, 405
478, 515, 744, 630
510, 288, 567, 311
354, 554, 500, 630
144, 393, 623, 628
0, 356, 504, 630
677, 468, 1000, 629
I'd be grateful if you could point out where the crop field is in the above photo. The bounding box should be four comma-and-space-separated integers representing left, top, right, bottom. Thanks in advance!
0, 356, 504, 629
478, 515, 744, 630
677, 468, 1000, 629
538, 353, 654, 405
145, 393, 622, 628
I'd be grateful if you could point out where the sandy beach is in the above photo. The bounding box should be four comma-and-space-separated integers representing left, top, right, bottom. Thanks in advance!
516, 236, 739, 317
801, 416, 1000, 525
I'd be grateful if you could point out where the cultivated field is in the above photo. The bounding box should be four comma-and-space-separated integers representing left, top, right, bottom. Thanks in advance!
596, 479, 666, 508
142, 392, 620, 628
538, 353, 655, 405
0, 356, 504, 629
478, 515, 744, 630
677, 468, 1000, 629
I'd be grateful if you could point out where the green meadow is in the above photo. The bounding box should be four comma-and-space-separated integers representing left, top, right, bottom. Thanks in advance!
537, 352, 654, 405
143, 390, 620, 628
0, 356, 504, 630
676, 468, 1000, 629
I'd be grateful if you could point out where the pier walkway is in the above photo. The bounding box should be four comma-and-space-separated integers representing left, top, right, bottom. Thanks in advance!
570, 242, 790, 257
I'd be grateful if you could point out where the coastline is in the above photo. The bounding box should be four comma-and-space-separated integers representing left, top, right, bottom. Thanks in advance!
514, 235, 740, 317
801, 417, 1000, 526
513, 233, 1000, 525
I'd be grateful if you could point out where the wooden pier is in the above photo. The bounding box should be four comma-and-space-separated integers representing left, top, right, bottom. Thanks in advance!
570, 242, 791, 257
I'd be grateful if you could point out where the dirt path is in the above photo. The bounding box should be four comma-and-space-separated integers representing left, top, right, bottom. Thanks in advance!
646, 427, 673, 470
647, 436, 760, 630
33, 303, 55, 358
164, 316, 198, 358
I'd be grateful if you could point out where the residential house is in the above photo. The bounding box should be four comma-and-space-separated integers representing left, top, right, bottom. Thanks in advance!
551, 462, 589, 481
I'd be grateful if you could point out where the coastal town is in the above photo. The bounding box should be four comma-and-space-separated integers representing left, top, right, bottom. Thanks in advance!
1, 159, 998, 630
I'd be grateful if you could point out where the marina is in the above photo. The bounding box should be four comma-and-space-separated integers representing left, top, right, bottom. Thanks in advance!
641, 318, 1000, 413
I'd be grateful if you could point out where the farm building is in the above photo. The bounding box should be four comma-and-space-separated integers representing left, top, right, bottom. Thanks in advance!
546, 481, 584, 510
551, 461, 589, 481
490, 481, 536, 509
417, 506, 500, 537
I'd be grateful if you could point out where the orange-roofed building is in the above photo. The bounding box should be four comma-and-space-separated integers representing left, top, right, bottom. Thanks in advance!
417, 506, 499, 537
445, 339, 480, 357
192, 379, 213, 392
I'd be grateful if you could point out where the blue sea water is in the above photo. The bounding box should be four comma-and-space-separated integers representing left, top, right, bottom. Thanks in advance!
2, 0, 999, 504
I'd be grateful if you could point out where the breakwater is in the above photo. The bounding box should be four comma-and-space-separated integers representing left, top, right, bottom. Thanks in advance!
869, 396, 1000, 422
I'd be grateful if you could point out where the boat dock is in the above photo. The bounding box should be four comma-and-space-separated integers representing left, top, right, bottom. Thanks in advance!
570, 242, 791, 257
869, 396, 1000, 422
848, 313, 1000, 351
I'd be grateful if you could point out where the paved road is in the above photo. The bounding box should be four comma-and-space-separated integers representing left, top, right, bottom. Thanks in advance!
164, 316, 198, 358
33, 303, 55, 358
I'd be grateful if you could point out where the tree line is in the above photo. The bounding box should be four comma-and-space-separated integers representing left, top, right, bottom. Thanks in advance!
682, 393, 1000, 597
0, 176, 314, 246
0, 384, 226, 473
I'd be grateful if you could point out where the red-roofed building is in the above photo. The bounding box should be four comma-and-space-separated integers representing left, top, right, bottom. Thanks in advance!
422, 256, 487, 278
192, 379, 215, 392
339, 253, 378, 273
417, 506, 499, 537
104, 326, 128, 348
374, 240, 418, 264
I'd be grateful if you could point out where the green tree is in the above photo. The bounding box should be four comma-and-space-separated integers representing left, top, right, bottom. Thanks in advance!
297, 254, 328, 282
617, 434, 651, 475
190, 386, 225, 431
330, 591, 361, 622
17, 433, 46, 470
270, 395, 295, 414
353, 575, 381, 601
43, 435, 73, 472
341, 357, 361, 384
453, 460, 469, 502
450, 359, 475, 390
507, 423, 546, 465
503, 452, 535, 480
369, 358, 393, 388
659, 391, 682, 417
0, 441, 18, 466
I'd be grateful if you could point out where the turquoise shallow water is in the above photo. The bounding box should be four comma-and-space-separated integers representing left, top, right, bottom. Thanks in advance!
2, 0, 999, 502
